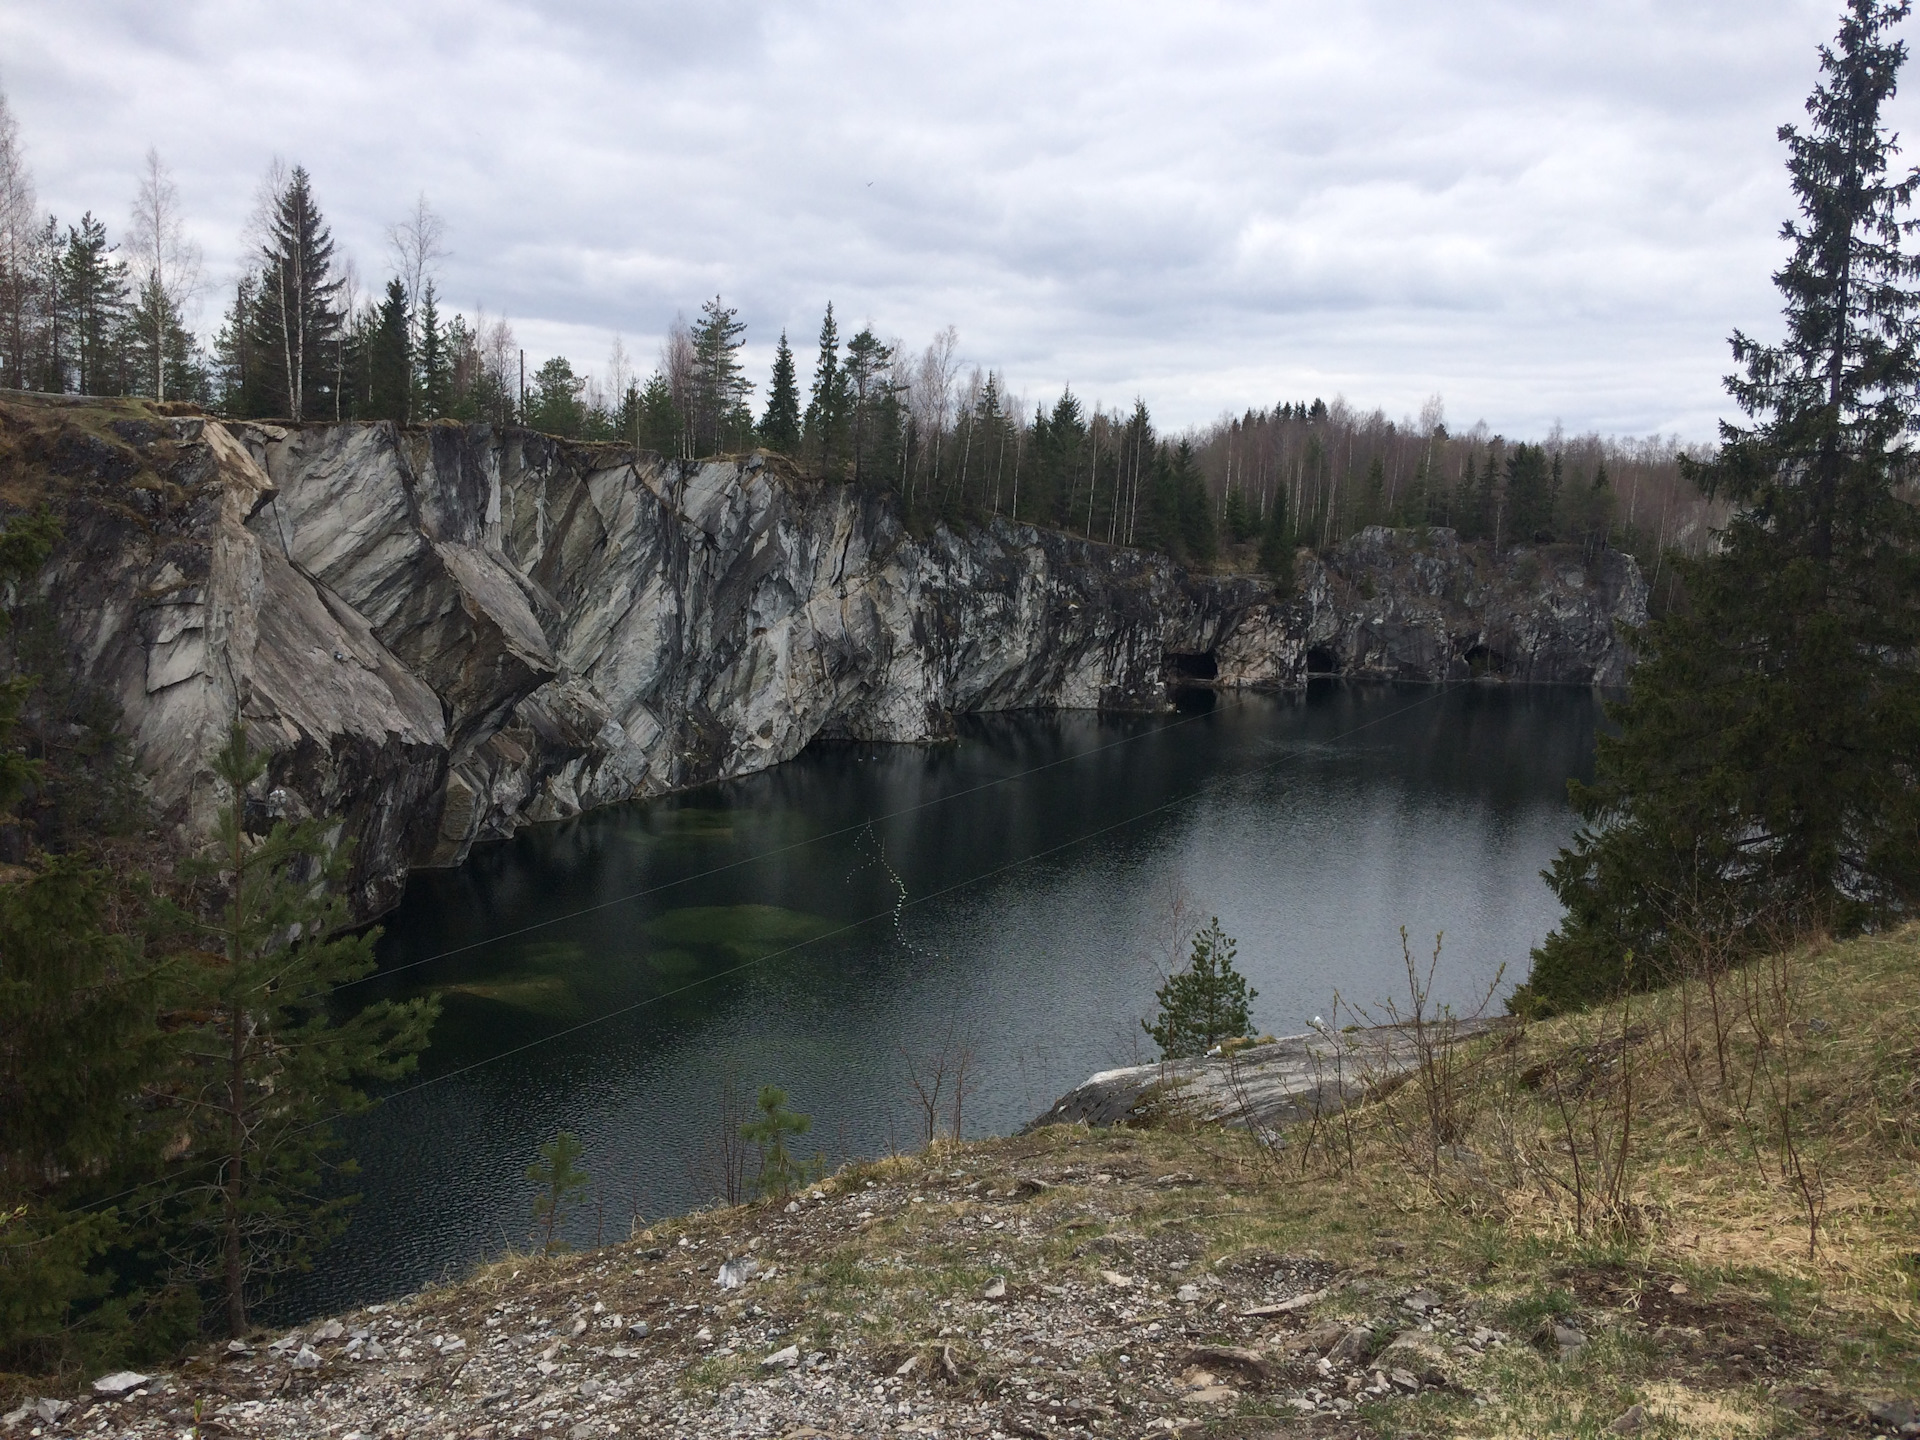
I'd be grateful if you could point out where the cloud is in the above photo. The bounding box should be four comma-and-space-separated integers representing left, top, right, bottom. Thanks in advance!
0, 0, 1888, 437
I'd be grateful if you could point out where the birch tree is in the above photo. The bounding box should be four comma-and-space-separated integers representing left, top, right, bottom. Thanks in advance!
126, 149, 201, 402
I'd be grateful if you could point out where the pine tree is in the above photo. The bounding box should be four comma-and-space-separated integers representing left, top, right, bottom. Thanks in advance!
251, 166, 344, 421
527, 355, 586, 438
59, 214, 129, 396
1173, 440, 1217, 564
124, 275, 209, 405
365, 278, 411, 423
634, 371, 681, 457
803, 303, 847, 476
526, 1132, 589, 1255
1258, 483, 1294, 589
1525, 0, 1920, 1013
689, 295, 751, 456
172, 724, 437, 1335
414, 281, 451, 420
1143, 919, 1256, 1059
0, 509, 178, 1372
740, 1086, 811, 1200
759, 330, 801, 454
843, 326, 895, 486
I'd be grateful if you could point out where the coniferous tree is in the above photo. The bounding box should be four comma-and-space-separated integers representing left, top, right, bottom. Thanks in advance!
526, 1132, 588, 1255
1526, 0, 1920, 1012
414, 281, 451, 420
688, 295, 750, 456
171, 724, 437, 1335
251, 167, 343, 421
803, 303, 847, 476
1143, 920, 1256, 1059
634, 371, 681, 456
759, 330, 801, 454
364, 278, 411, 423
1258, 483, 1294, 589
843, 326, 895, 486
526, 355, 586, 438
59, 214, 128, 396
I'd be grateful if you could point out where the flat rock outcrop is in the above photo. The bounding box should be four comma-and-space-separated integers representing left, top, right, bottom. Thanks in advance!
1, 398, 1645, 917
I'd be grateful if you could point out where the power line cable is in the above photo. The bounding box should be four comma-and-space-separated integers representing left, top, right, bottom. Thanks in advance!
74, 682, 1459, 1219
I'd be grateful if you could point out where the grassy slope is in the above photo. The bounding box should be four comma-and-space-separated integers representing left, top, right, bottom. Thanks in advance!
412, 925, 1916, 1439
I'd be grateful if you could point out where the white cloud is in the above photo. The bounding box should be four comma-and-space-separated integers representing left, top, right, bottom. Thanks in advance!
0, 0, 1892, 437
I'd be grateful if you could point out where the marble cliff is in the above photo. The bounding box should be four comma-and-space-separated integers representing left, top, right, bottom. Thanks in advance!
1, 397, 1646, 917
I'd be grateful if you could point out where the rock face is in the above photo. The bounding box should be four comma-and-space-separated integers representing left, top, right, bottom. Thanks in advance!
4, 399, 1644, 918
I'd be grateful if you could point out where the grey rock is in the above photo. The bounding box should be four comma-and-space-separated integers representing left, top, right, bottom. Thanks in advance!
1389, 1367, 1420, 1392
763, 1344, 801, 1369
1375, 1331, 1454, 1387
290, 1346, 322, 1370
91, 1371, 151, 1396
716, 1258, 758, 1289
1610, 1403, 1648, 1434
1552, 1323, 1589, 1355
312, 1319, 345, 1341
627, 1320, 650, 1338
1327, 1327, 1376, 1367
33, 1398, 72, 1423
1868, 1397, 1920, 1429
17, 404, 1643, 921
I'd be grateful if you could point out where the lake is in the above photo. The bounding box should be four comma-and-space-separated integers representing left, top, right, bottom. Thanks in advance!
280, 681, 1601, 1319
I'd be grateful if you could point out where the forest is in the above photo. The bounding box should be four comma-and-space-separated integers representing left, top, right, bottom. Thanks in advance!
0, 89, 1710, 587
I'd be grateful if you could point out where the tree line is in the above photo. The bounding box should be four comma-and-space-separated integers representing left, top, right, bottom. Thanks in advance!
0, 85, 1705, 581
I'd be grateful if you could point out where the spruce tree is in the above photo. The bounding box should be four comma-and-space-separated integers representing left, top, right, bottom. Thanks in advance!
760, 330, 801, 454
803, 303, 847, 476
843, 326, 895, 486
414, 281, 451, 420
1144, 920, 1256, 1060
526, 1132, 589, 1255
365, 278, 411, 423
635, 371, 682, 457
1526, 0, 1920, 1012
251, 166, 343, 421
689, 295, 750, 456
1258, 484, 1294, 589
172, 724, 437, 1335
59, 214, 129, 396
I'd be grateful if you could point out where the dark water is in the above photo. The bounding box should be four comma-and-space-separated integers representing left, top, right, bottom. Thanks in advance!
280, 682, 1600, 1320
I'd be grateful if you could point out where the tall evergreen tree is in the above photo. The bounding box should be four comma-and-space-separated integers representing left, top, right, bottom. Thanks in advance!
759, 330, 801, 454
803, 303, 847, 476
634, 370, 682, 457
1526, 0, 1920, 1012
252, 167, 343, 421
364, 278, 411, 423
59, 214, 128, 396
414, 281, 451, 420
843, 326, 895, 486
171, 725, 437, 1335
688, 295, 750, 456
526, 355, 586, 438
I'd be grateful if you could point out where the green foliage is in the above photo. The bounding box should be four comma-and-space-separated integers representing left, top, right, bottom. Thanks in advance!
803, 304, 848, 476
759, 330, 802, 455
59, 214, 130, 397
1258, 484, 1294, 590
740, 1085, 812, 1200
632, 371, 682, 457
170, 723, 438, 1334
364, 278, 411, 423
1143, 918, 1256, 1059
527, 355, 586, 438
1223, 485, 1256, 544
844, 327, 897, 487
527, 1131, 589, 1254
689, 295, 751, 456
248, 166, 345, 422
1527, 0, 1920, 1014
414, 281, 451, 420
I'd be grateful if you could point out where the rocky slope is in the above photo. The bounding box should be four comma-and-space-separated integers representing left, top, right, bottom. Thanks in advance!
0, 396, 1645, 918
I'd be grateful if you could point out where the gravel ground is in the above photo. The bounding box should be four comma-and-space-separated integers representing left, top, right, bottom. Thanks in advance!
1, 1134, 1509, 1440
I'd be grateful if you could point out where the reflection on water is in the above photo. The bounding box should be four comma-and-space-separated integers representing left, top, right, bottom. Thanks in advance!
279, 682, 1599, 1319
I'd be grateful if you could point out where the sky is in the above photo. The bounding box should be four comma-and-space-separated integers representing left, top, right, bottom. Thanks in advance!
2, 0, 1902, 439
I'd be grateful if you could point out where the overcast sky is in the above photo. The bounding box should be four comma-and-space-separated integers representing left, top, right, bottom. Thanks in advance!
3, 0, 1900, 438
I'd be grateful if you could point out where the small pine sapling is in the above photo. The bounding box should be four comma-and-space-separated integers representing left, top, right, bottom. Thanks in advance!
1144, 918, 1257, 1060
528, 1131, 589, 1255
740, 1085, 812, 1200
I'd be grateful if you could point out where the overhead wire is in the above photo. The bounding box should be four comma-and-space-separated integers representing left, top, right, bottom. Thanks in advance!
72, 681, 1459, 1218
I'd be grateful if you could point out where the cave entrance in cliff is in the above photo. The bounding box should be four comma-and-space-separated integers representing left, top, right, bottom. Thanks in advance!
1164, 650, 1219, 684
1305, 645, 1339, 675
1464, 644, 1509, 678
